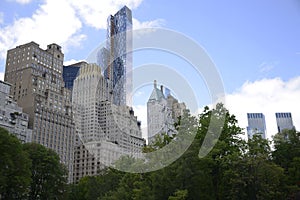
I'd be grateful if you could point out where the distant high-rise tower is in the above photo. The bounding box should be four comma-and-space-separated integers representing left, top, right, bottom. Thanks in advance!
105, 6, 132, 106
4, 42, 75, 182
247, 113, 266, 139
275, 112, 295, 133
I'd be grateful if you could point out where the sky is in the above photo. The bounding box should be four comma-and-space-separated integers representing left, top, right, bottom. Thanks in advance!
0, 0, 300, 139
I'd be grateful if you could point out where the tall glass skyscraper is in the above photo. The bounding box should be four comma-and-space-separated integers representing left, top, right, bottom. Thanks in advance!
104, 6, 132, 106
275, 112, 295, 133
247, 113, 266, 139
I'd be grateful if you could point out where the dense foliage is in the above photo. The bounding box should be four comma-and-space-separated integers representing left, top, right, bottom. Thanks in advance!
1, 104, 300, 199
67, 104, 300, 200
0, 127, 31, 199
23, 143, 68, 200
0, 127, 68, 200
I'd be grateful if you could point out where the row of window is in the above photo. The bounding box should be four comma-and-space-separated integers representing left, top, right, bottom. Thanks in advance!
275, 112, 292, 118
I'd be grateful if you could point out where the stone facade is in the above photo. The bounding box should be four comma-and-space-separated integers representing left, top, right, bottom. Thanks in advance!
4, 42, 75, 182
0, 80, 32, 143
72, 63, 145, 183
147, 80, 186, 144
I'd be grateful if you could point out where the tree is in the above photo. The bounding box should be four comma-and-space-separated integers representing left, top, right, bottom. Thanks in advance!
0, 127, 32, 199
67, 104, 298, 199
272, 129, 300, 196
68, 168, 123, 200
23, 143, 68, 200
168, 189, 188, 200
221, 135, 286, 200
195, 104, 244, 200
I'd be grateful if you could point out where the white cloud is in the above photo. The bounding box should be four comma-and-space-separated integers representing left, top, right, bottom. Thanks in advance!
133, 104, 147, 138
0, 72, 4, 81
63, 34, 87, 53
67, 0, 143, 29
225, 77, 300, 139
63, 59, 86, 66
132, 18, 165, 30
0, 0, 160, 61
67, 0, 164, 31
0, 0, 83, 59
131, 18, 165, 39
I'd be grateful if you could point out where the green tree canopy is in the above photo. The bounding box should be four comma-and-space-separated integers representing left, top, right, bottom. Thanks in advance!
0, 127, 32, 199
67, 104, 300, 199
272, 129, 300, 196
23, 143, 68, 200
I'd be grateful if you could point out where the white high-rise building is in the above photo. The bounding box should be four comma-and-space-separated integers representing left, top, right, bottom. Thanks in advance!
72, 63, 145, 182
147, 80, 186, 144
72, 63, 110, 143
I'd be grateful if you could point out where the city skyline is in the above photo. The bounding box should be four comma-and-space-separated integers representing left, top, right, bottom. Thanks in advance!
0, 0, 299, 139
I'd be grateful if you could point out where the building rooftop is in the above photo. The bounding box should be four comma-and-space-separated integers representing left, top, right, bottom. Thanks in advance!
148, 80, 165, 101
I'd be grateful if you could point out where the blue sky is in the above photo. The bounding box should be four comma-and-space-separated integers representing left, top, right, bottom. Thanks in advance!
0, 0, 300, 138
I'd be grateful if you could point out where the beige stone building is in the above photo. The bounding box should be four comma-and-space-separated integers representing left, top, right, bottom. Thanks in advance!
167, 94, 187, 122
4, 42, 75, 182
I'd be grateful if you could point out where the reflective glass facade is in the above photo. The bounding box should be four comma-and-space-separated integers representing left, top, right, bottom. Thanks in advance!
275, 112, 294, 133
101, 6, 132, 106
97, 47, 110, 80
63, 65, 81, 90
247, 113, 266, 139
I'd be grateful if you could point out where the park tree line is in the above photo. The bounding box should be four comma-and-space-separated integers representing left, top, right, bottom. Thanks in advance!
0, 127, 68, 199
1, 104, 300, 199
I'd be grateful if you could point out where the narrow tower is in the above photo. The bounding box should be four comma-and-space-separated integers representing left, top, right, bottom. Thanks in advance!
247, 113, 266, 139
105, 6, 133, 106
275, 112, 295, 133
